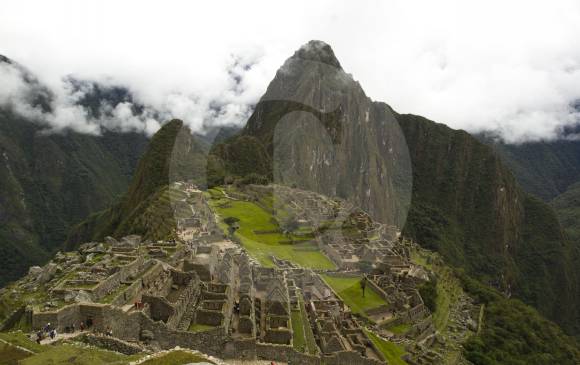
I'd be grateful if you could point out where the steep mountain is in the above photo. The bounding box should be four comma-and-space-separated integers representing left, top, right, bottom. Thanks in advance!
66, 119, 209, 245
0, 109, 148, 286
400, 115, 579, 335
210, 40, 580, 335
211, 41, 413, 228
480, 135, 580, 200
552, 181, 580, 239
0, 55, 149, 286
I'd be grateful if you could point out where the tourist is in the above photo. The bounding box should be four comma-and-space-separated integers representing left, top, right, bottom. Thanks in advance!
36, 330, 42, 344
361, 276, 367, 297
79, 322, 85, 332
49, 329, 55, 340
71, 323, 75, 333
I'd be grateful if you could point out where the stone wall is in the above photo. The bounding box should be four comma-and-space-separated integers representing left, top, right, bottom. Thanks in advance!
92, 256, 144, 300
30, 302, 384, 365
143, 296, 174, 323
166, 276, 200, 329
366, 278, 390, 303
79, 333, 143, 355
324, 350, 384, 365
0, 305, 25, 331
111, 279, 142, 307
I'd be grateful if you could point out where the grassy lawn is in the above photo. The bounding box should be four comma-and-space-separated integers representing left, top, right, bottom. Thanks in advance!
188, 323, 215, 332
364, 329, 407, 365
139, 350, 214, 365
19, 344, 142, 365
321, 275, 387, 317
291, 310, 306, 352
387, 323, 411, 335
0, 332, 45, 353
0, 342, 32, 364
299, 299, 318, 354
208, 192, 335, 270
410, 248, 462, 332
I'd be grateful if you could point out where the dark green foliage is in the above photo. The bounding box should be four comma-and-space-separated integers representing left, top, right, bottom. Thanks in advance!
67, 120, 208, 245
279, 215, 299, 234
482, 135, 580, 200
0, 109, 147, 285
209, 135, 271, 186
515, 195, 579, 334
418, 277, 437, 312
223, 216, 240, 226
398, 113, 580, 335
460, 273, 580, 365
552, 181, 580, 241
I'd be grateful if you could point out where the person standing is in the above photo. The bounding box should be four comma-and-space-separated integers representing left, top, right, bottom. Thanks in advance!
361, 276, 367, 298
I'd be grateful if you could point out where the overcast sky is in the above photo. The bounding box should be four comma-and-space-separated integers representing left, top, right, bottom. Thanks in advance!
1, 0, 580, 142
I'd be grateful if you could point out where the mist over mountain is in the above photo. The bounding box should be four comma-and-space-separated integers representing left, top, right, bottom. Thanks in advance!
0, 38, 579, 364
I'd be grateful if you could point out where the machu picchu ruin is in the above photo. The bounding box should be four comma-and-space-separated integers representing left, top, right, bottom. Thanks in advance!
0, 182, 482, 364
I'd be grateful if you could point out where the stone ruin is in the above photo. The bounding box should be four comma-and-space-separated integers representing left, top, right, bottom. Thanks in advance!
5, 182, 472, 365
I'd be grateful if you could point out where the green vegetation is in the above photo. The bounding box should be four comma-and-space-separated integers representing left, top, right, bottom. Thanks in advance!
0, 341, 31, 364
400, 113, 580, 336
552, 181, 580, 241
208, 190, 335, 270
188, 323, 215, 332
139, 350, 214, 365
411, 248, 469, 332
291, 310, 306, 352
0, 110, 147, 286
460, 272, 580, 365
418, 277, 437, 312
0, 332, 45, 353
433, 267, 463, 332
67, 120, 208, 247
321, 275, 387, 317
387, 323, 411, 335
485, 136, 580, 201
364, 329, 407, 365
18, 344, 142, 365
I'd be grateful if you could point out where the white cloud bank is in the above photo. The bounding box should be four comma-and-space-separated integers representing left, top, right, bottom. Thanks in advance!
1, 0, 580, 142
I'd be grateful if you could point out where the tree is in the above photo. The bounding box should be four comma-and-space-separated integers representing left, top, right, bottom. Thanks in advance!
224, 216, 240, 237
280, 215, 300, 240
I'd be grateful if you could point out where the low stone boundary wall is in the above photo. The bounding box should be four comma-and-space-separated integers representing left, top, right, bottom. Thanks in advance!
30, 302, 384, 365
0, 305, 25, 331
366, 279, 390, 303
78, 333, 143, 355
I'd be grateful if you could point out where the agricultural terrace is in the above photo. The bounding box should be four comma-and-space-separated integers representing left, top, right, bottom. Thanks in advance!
321, 275, 388, 317
206, 188, 335, 270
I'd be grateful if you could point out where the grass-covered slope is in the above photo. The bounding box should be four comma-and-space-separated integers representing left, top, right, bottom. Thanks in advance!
207, 187, 335, 269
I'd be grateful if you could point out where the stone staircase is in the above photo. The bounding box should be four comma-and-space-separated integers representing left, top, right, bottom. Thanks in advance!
177, 304, 197, 331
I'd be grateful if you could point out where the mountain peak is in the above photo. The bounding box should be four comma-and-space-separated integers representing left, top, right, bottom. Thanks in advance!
292, 40, 342, 69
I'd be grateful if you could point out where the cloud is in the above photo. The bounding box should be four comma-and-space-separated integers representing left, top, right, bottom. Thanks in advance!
1, 0, 580, 142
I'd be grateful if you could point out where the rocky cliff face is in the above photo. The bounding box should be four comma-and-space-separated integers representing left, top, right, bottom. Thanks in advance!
213, 41, 413, 228
211, 41, 580, 335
